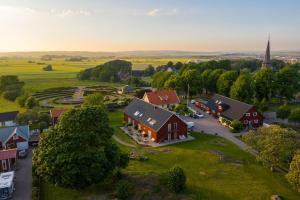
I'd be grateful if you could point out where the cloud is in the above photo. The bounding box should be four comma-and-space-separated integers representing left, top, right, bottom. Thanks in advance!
147, 8, 178, 17
50, 9, 91, 18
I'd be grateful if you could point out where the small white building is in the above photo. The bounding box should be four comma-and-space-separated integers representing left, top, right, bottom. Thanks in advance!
0, 112, 18, 127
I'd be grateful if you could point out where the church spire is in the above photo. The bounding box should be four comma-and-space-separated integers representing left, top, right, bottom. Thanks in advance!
261, 37, 271, 69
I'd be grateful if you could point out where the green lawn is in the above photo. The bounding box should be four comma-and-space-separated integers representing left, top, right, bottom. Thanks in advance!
41, 110, 300, 200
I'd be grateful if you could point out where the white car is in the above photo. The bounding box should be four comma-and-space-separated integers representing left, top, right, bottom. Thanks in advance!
195, 113, 204, 118
190, 100, 196, 104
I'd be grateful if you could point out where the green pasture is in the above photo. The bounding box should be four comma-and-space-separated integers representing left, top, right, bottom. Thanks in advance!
41, 110, 300, 200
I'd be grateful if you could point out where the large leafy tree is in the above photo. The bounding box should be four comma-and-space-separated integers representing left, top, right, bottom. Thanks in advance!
289, 108, 300, 124
33, 106, 129, 188
230, 73, 254, 103
253, 68, 275, 101
0, 75, 24, 101
275, 66, 300, 101
217, 70, 238, 96
178, 69, 202, 95
207, 69, 224, 93
201, 69, 212, 94
151, 71, 173, 89
243, 125, 299, 171
286, 152, 300, 192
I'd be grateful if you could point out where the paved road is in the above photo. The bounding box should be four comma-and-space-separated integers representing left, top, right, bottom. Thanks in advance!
184, 104, 257, 155
13, 150, 32, 200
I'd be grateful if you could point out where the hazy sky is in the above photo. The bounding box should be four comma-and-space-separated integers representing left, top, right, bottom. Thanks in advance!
1, 0, 300, 52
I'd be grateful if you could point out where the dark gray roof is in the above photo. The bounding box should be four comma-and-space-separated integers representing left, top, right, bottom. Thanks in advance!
207, 94, 253, 120
124, 98, 174, 132
0, 111, 18, 122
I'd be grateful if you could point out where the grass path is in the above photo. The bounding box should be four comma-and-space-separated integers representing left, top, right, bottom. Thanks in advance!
112, 134, 136, 148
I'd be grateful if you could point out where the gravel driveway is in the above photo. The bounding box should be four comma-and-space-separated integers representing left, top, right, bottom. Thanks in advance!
183, 104, 257, 155
13, 149, 32, 200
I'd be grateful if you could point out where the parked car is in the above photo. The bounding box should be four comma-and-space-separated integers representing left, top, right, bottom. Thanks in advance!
185, 121, 195, 131
18, 149, 28, 159
195, 113, 204, 118
190, 100, 196, 104
189, 113, 199, 119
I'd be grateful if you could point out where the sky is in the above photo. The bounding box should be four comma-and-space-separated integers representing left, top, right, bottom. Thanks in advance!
0, 0, 300, 52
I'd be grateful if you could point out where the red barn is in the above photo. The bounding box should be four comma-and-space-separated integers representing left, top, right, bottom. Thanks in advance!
50, 109, 68, 125
206, 94, 264, 128
124, 98, 187, 143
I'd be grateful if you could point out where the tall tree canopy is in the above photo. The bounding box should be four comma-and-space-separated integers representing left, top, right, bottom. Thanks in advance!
230, 73, 254, 103
275, 66, 300, 100
0, 75, 24, 101
33, 106, 129, 188
178, 69, 202, 95
217, 70, 239, 96
253, 68, 275, 101
151, 71, 173, 89
207, 69, 224, 93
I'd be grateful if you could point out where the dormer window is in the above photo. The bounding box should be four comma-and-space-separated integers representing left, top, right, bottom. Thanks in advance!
245, 113, 250, 117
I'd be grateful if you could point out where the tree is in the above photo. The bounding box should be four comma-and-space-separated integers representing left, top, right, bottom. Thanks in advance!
286, 152, 300, 192
43, 65, 53, 71
166, 166, 186, 193
151, 71, 173, 89
207, 69, 224, 93
3, 90, 19, 101
16, 110, 38, 125
258, 98, 269, 112
243, 125, 299, 171
144, 65, 155, 76
25, 96, 39, 109
164, 75, 179, 90
83, 93, 105, 107
276, 105, 291, 119
33, 106, 129, 188
37, 112, 51, 131
217, 70, 238, 96
230, 73, 254, 103
17, 94, 29, 107
0, 75, 24, 101
178, 69, 202, 95
201, 69, 212, 94
254, 68, 275, 101
289, 108, 300, 124
276, 66, 300, 101
230, 120, 243, 133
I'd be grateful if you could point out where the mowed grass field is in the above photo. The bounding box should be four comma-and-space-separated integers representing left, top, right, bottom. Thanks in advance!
0, 57, 190, 112
41, 110, 300, 200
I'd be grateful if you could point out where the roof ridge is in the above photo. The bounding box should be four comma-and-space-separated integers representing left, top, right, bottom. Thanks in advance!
214, 94, 253, 107
132, 97, 175, 115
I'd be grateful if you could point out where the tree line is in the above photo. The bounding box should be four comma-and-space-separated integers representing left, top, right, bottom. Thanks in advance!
152, 60, 300, 110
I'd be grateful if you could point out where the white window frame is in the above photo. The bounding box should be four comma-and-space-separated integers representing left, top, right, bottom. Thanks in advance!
254, 119, 259, 123
173, 123, 178, 130
168, 123, 172, 132
253, 112, 257, 116
245, 113, 250, 117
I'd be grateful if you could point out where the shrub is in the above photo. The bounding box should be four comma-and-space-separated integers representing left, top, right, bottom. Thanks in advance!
166, 166, 186, 193
289, 108, 300, 124
3, 90, 19, 101
17, 94, 28, 107
277, 105, 291, 119
43, 65, 53, 71
115, 180, 134, 200
25, 96, 39, 109
286, 152, 300, 192
230, 120, 243, 133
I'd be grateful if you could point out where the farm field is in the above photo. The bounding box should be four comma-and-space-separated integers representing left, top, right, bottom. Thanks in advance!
41, 110, 300, 200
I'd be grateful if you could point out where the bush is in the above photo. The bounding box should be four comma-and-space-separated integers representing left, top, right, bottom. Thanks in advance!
286, 152, 300, 192
277, 105, 291, 119
25, 96, 39, 109
43, 65, 53, 71
230, 120, 243, 133
166, 166, 186, 193
289, 108, 300, 124
115, 180, 134, 200
17, 94, 28, 107
3, 90, 19, 101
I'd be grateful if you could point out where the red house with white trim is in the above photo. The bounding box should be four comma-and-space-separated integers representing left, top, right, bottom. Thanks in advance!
124, 98, 187, 143
205, 94, 264, 128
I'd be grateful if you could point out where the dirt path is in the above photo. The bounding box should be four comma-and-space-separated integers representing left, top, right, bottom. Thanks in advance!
112, 135, 136, 148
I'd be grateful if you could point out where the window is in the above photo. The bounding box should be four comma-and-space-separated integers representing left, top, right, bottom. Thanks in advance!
173, 123, 178, 130
244, 120, 248, 124
254, 119, 259, 123
168, 124, 172, 132
13, 135, 18, 140
253, 112, 257, 116
245, 113, 250, 117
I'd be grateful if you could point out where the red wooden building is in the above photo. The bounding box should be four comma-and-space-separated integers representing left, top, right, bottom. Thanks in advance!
50, 109, 68, 125
0, 149, 17, 172
204, 94, 264, 128
124, 98, 187, 143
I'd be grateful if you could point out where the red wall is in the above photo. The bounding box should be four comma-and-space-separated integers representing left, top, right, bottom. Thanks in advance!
239, 106, 264, 128
4, 134, 26, 149
124, 114, 187, 143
